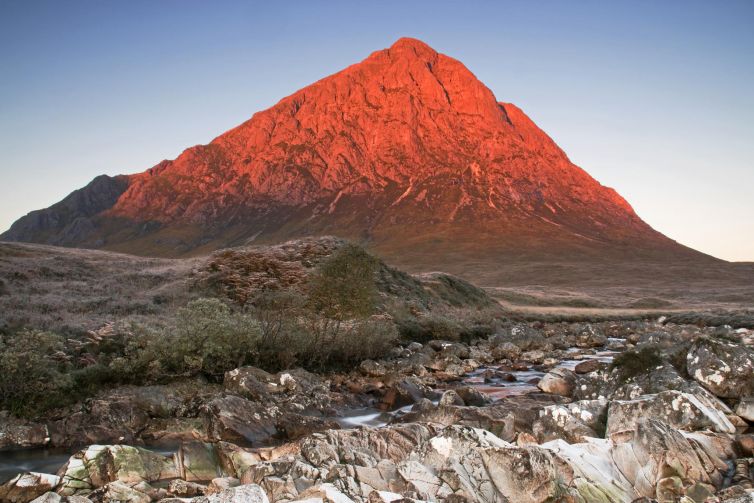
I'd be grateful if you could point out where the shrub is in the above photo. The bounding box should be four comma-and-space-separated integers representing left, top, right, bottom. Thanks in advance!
137, 298, 261, 380
70, 364, 121, 397
0, 329, 73, 416
203, 250, 308, 306
610, 346, 663, 382
251, 289, 306, 349
396, 313, 462, 343
270, 315, 399, 371
307, 244, 378, 320
458, 320, 496, 343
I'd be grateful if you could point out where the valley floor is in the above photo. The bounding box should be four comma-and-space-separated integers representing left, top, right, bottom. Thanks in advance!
1, 240, 753, 502
1, 319, 753, 502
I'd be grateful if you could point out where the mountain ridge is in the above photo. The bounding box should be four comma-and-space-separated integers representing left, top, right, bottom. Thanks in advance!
1, 37, 717, 280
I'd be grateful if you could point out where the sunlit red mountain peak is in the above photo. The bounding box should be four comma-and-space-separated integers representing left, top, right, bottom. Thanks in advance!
1, 37, 708, 277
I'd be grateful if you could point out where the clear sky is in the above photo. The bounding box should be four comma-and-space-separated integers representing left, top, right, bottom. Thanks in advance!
1, 0, 753, 261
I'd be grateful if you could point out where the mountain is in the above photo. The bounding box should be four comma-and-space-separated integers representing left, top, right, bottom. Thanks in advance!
1, 38, 715, 282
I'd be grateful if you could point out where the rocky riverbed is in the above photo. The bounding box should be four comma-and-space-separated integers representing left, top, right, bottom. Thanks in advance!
1, 319, 753, 502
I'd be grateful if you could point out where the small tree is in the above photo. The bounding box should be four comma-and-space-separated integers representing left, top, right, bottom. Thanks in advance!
307, 244, 379, 320
302, 244, 382, 367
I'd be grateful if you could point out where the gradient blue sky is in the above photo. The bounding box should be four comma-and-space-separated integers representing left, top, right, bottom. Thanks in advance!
1, 1, 753, 260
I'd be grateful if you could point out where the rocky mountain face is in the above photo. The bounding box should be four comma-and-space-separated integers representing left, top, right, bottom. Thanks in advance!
2, 175, 129, 246
1, 38, 711, 273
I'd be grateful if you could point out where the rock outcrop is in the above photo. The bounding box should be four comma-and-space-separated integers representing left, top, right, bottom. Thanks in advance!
687, 338, 754, 399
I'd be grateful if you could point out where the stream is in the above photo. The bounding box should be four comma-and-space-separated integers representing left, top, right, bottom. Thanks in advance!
0, 344, 620, 483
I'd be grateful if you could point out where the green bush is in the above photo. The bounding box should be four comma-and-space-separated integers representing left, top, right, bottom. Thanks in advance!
307, 244, 378, 320
268, 315, 399, 371
396, 313, 462, 343
0, 330, 73, 416
135, 298, 261, 380
610, 345, 663, 382
252, 289, 306, 349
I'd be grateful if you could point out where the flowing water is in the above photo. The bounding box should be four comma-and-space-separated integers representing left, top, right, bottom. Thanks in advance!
0, 344, 621, 483
0, 448, 71, 484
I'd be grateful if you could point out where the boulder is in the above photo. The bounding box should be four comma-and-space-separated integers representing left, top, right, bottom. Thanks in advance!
41, 381, 215, 449
168, 478, 207, 497
189, 483, 269, 503
573, 325, 607, 348
401, 402, 518, 442
537, 368, 576, 397
224, 367, 276, 401
612, 419, 717, 495
520, 350, 545, 364
480, 446, 574, 503
573, 359, 601, 374
276, 414, 341, 441
426, 341, 469, 360
468, 345, 495, 364
533, 399, 608, 443
30, 493, 63, 503
544, 419, 734, 501
491, 342, 521, 361
31, 494, 92, 503
574, 361, 734, 419
715, 485, 754, 502
299, 423, 437, 468
0, 416, 50, 449
206, 477, 241, 495
402, 425, 575, 502
438, 390, 465, 407
292, 483, 359, 502
0, 473, 60, 503
606, 390, 736, 441
454, 386, 492, 406
202, 396, 278, 446
687, 338, 754, 399
738, 434, 754, 456
378, 377, 436, 410
214, 441, 265, 479
406, 342, 423, 352
57, 444, 178, 495
175, 442, 224, 482
735, 397, 754, 422
100, 481, 152, 503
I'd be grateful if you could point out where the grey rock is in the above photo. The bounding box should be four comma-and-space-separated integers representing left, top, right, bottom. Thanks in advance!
687, 338, 754, 399
606, 390, 736, 441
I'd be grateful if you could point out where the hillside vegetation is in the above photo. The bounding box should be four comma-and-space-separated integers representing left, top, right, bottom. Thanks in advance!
0, 237, 500, 416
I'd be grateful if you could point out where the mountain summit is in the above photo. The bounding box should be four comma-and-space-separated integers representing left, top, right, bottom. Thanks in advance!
1, 38, 709, 278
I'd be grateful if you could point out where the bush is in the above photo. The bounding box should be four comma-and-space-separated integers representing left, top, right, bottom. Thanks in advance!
307, 244, 378, 320
0, 329, 73, 416
251, 289, 306, 349
135, 298, 261, 380
610, 346, 663, 382
317, 316, 398, 369
267, 315, 399, 371
396, 313, 462, 343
